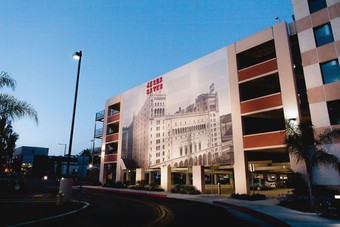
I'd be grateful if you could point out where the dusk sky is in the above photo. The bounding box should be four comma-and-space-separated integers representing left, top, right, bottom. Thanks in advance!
0, 0, 294, 156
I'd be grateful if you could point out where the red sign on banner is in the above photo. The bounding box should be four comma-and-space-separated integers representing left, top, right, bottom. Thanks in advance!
146, 76, 163, 95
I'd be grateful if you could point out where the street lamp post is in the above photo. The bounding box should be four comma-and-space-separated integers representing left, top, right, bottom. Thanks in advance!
59, 50, 82, 204
66, 50, 82, 177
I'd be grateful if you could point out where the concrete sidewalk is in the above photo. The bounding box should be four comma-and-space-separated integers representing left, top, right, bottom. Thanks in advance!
80, 185, 340, 227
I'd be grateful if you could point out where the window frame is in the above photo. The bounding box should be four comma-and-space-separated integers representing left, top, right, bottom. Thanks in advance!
327, 100, 340, 126
320, 59, 340, 84
314, 23, 334, 47
308, 0, 327, 14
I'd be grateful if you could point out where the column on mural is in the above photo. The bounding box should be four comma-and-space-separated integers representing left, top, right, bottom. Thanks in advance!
136, 168, 145, 183
161, 166, 171, 192
192, 165, 205, 193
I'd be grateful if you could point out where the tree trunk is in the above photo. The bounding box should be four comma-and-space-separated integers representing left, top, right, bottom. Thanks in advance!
306, 171, 315, 208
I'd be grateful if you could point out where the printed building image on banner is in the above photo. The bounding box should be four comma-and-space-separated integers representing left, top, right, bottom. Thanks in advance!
121, 48, 232, 169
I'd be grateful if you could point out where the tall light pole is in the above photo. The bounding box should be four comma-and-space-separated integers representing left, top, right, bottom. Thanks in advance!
58, 143, 67, 156
66, 50, 82, 177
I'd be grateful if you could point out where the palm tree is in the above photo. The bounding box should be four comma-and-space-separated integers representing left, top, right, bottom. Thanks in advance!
0, 71, 38, 171
0, 71, 38, 123
285, 120, 340, 207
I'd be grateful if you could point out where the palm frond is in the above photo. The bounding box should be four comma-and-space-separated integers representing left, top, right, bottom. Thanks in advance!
318, 128, 340, 145
315, 149, 339, 169
285, 119, 340, 175
0, 72, 16, 90
0, 94, 38, 124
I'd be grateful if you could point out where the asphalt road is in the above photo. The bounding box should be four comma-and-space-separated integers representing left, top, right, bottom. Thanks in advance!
1, 188, 259, 227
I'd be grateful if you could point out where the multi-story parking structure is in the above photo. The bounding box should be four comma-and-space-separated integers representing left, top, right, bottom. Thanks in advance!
98, 0, 340, 194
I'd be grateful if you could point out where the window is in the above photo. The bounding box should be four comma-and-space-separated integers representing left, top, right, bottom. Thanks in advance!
242, 109, 285, 135
320, 60, 340, 84
327, 100, 340, 125
308, 0, 327, 14
239, 73, 280, 101
108, 103, 120, 116
314, 23, 334, 47
237, 40, 276, 70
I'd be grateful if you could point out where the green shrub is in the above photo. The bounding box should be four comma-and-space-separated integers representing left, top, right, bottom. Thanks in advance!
171, 184, 200, 195
128, 182, 164, 191
171, 184, 181, 193
146, 182, 164, 191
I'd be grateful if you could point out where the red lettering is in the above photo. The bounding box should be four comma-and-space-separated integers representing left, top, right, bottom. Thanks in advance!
146, 77, 164, 95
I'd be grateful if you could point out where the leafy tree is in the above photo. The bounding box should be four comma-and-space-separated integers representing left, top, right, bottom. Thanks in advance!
0, 117, 18, 171
79, 148, 91, 157
285, 120, 340, 207
0, 71, 38, 171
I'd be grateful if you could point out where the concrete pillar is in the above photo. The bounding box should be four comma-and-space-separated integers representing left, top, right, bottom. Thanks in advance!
161, 166, 171, 192
148, 171, 154, 184
217, 183, 221, 195
99, 153, 105, 185
214, 173, 218, 184
192, 165, 205, 193
227, 44, 249, 195
136, 168, 145, 183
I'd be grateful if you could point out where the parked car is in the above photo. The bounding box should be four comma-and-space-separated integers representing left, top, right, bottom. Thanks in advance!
265, 180, 277, 188
250, 178, 275, 191
0, 172, 25, 193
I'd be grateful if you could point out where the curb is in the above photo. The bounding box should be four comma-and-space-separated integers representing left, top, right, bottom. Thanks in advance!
212, 200, 289, 226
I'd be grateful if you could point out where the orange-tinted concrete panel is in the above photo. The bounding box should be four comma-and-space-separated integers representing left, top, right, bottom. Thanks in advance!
241, 93, 282, 114
324, 82, 340, 101
296, 15, 312, 33
329, 2, 340, 20
301, 49, 318, 66
238, 59, 277, 82
107, 113, 120, 124
104, 154, 117, 163
243, 131, 286, 149
106, 133, 119, 143
307, 86, 325, 103
311, 8, 329, 27
318, 43, 337, 63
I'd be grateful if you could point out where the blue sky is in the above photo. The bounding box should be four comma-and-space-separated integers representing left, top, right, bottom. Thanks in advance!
0, 0, 294, 156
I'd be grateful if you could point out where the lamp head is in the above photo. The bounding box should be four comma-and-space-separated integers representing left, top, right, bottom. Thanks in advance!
73, 51, 82, 60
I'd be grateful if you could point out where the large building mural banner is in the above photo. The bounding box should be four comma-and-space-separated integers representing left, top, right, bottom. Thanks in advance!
121, 48, 233, 169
